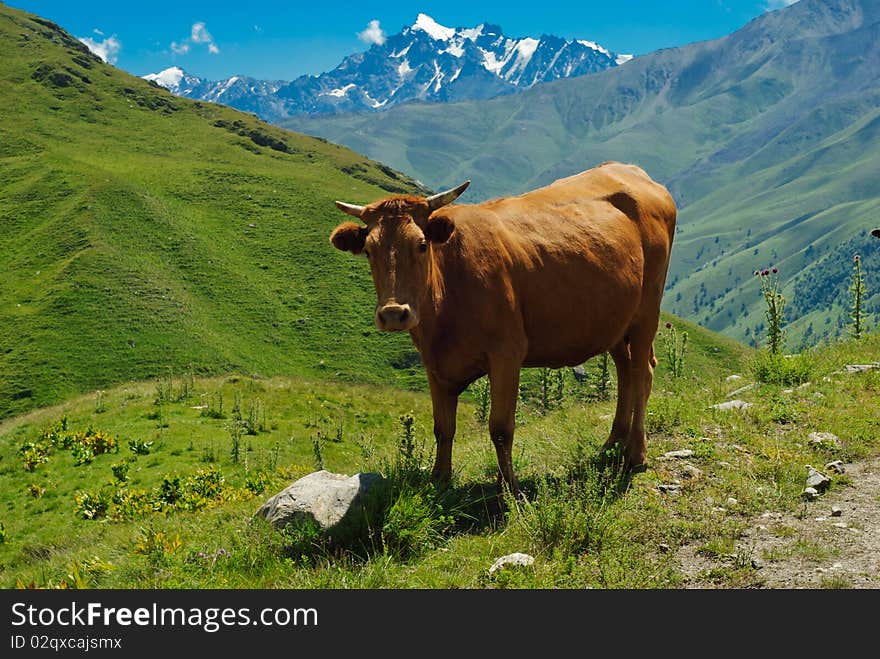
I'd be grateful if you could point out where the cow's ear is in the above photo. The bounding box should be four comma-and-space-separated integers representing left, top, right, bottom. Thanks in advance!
330, 222, 367, 254
425, 215, 455, 244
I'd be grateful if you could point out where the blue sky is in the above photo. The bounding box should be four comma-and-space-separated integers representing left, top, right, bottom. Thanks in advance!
9, 1, 798, 80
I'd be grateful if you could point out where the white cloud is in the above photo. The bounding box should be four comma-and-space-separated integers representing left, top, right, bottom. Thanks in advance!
191, 21, 213, 44
358, 19, 386, 46
765, 0, 798, 10
169, 21, 219, 56
78, 34, 121, 64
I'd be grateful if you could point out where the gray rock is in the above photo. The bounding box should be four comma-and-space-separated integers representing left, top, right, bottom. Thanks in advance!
727, 384, 755, 398
489, 552, 535, 574
712, 399, 752, 411
751, 558, 764, 570
824, 460, 846, 475
831, 506, 843, 517
806, 467, 832, 492
802, 487, 820, 501
572, 365, 587, 383
658, 543, 670, 553
725, 374, 744, 382
661, 449, 695, 460
255, 470, 385, 541
726, 497, 739, 507
845, 363, 880, 374
807, 432, 841, 448
658, 484, 681, 495
680, 464, 703, 481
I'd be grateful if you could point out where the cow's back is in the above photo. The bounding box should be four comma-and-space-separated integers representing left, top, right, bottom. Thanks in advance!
436, 162, 675, 368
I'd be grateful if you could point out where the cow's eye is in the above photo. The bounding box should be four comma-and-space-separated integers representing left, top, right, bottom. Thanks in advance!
418, 241, 427, 253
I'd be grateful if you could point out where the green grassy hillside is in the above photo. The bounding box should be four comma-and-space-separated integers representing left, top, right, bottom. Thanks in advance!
0, 4, 430, 418
285, 0, 880, 350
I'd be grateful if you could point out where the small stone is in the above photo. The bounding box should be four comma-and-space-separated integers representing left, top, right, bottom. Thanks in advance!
717, 461, 731, 468
824, 460, 846, 475
658, 484, 681, 495
712, 399, 752, 411
726, 497, 738, 506
831, 506, 842, 517
489, 552, 535, 574
802, 487, 819, 500
572, 365, 587, 383
832, 522, 849, 529
782, 389, 794, 394
680, 464, 703, 481
725, 374, 743, 382
727, 384, 755, 398
658, 543, 670, 553
797, 382, 811, 389
808, 432, 841, 448
751, 558, 764, 569
661, 449, 695, 460
806, 467, 832, 491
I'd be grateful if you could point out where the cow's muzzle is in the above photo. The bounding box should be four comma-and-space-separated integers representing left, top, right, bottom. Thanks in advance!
376, 303, 417, 331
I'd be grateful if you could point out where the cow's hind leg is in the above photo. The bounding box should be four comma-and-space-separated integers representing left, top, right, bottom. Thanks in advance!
603, 339, 634, 451
622, 324, 658, 471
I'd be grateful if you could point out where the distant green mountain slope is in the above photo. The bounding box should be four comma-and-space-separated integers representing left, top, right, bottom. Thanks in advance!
0, 4, 428, 418
286, 0, 880, 349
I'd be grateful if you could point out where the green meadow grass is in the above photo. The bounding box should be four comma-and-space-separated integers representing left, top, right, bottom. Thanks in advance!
1, 326, 876, 589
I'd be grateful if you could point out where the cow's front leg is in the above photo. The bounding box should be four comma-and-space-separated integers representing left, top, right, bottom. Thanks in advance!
428, 374, 458, 486
488, 357, 523, 501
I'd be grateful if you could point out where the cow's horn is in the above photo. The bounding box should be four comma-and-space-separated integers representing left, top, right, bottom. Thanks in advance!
335, 201, 366, 219
872, 228, 880, 238
426, 181, 471, 211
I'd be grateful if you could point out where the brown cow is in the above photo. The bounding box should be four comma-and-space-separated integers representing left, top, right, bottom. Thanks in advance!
330, 162, 676, 497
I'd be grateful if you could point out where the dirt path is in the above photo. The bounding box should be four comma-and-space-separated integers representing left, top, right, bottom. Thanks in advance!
677, 457, 880, 588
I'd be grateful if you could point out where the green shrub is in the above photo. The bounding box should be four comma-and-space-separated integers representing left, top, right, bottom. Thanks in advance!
74, 487, 114, 520
244, 470, 271, 495
111, 459, 132, 483
749, 351, 814, 386
18, 441, 51, 472
128, 438, 153, 455
381, 487, 450, 561
508, 472, 619, 558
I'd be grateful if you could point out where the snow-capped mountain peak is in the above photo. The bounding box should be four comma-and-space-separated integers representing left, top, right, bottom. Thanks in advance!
145, 15, 630, 120
412, 13, 455, 41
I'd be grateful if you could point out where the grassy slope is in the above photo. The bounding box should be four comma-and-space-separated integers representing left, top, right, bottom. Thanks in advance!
284, 0, 880, 349
2, 323, 879, 589
0, 4, 428, 419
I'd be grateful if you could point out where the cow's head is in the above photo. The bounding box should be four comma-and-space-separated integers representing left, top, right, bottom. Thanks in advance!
330, 181, 470, 331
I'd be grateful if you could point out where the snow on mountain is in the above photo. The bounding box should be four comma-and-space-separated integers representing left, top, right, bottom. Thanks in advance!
144, 14, 630, 120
